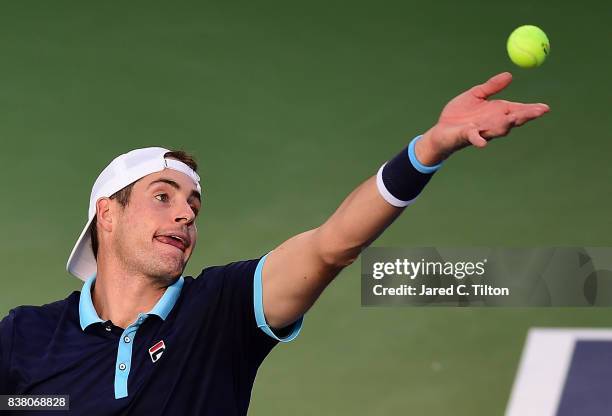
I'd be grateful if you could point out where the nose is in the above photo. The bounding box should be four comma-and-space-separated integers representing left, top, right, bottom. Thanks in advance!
175, 200, 196, 225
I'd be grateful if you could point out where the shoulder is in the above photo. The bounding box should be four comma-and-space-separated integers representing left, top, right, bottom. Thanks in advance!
187, 257, 265, 290
1, 292, 79, 334
203, 257, 263, 277
179, 256, 266, 312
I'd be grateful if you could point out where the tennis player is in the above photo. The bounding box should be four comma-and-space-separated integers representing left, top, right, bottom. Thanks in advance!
0, 72, 548, 415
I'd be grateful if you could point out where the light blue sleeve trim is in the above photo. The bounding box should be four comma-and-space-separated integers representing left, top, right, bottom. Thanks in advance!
408, 135, 443, 174
253, 253, 304, 343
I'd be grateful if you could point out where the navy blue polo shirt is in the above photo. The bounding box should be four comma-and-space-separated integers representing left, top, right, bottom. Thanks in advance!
0, 253, 304, 415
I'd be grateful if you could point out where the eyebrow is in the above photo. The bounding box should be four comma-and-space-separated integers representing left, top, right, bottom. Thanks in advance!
147, 178, 201, 203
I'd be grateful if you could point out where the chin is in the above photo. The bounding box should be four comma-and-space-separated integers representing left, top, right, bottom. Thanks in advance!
147, 268, 182, 288
160, 261, 185, 277
155, 250, 187, 271
145, 258, 185, 281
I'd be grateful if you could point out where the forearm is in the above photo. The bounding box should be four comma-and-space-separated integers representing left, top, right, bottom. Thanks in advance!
262, 175, 408, 328
314, 175, 404, 267
314, 134, 440, 267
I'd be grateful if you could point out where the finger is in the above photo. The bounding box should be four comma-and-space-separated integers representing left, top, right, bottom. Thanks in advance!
508, 105, 550, 126
508, 102, 550, 113
466, 126, 488, 148
471, 72, 513, 99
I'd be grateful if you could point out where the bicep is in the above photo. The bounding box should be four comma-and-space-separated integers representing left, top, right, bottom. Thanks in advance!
262, 228, 345, 329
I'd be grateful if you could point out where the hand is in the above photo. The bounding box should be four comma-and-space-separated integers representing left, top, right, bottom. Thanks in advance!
417, 72, 550, 165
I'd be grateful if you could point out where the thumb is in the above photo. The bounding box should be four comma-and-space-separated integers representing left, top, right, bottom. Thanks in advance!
433, 122, 488, 152
465, 124, 488, 148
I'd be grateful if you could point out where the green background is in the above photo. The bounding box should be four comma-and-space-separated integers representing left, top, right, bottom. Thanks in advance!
0, 1, 610, 414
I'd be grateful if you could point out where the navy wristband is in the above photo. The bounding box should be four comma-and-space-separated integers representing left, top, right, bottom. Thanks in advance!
376, 135, 441, 207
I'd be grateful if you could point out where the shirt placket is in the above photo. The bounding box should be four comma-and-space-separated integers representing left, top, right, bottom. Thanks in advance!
114, 313, 149, 399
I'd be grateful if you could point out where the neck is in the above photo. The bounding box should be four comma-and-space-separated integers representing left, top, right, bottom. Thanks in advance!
92, 258, 168, 329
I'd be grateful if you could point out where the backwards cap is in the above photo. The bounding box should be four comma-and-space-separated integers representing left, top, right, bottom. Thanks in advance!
66, 147, 201, 281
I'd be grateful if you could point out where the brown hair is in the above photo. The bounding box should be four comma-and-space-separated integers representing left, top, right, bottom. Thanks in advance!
90, 150, 198, 260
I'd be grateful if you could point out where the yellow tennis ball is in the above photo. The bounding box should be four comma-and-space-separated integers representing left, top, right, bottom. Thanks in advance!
507, 25, 550, 68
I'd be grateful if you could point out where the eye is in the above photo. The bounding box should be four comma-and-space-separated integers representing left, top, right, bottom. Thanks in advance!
155, 193, 169, 202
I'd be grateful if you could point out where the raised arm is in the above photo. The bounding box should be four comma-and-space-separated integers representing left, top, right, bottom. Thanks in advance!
262, 72, 550, 329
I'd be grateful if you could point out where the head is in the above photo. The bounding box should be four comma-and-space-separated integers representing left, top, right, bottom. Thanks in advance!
90, 150, 201, 288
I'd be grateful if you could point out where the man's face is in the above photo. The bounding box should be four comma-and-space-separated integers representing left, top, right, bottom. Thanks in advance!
110, 167, 201, 286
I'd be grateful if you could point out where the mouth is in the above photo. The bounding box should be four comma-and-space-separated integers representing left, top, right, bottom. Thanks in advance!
154, 234, 189, 252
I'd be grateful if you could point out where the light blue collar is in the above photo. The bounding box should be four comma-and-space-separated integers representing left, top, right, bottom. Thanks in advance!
79, 274, 184, 331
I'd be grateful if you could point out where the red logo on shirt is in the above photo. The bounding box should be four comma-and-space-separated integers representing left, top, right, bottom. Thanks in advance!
149, 340, 166, 363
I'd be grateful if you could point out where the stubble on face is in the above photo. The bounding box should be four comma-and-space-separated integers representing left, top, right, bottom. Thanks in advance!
110, 196, 191, 289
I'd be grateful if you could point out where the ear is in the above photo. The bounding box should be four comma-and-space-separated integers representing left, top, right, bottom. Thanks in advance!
96, 198, 114, 233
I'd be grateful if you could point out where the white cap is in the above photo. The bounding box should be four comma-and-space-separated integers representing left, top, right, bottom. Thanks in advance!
66, 147, 201, 281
